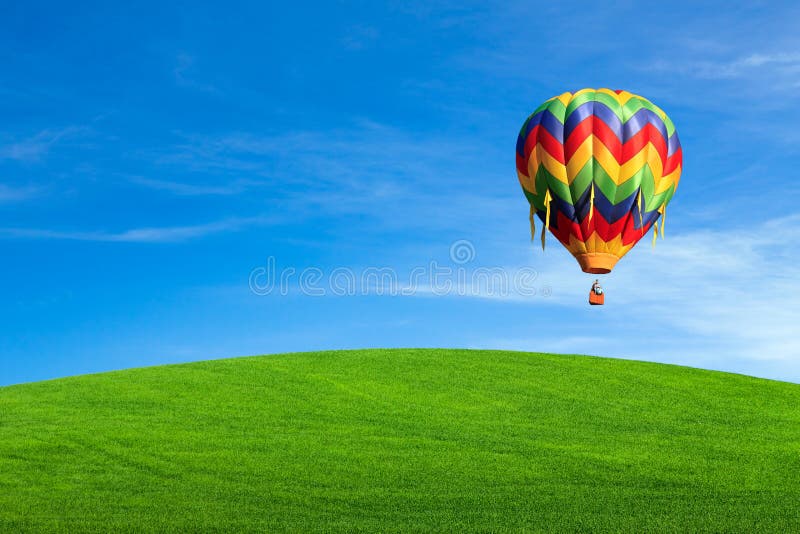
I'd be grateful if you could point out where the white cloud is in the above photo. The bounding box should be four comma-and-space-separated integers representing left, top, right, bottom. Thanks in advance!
149, 123, 510, 232
649, 52, 800, 80
0, 184, 40, 203
244, 210, 799, 380
129, 176, 259, 196
0, 127, 84, 162
0, 215, 273, 243
360, 213, 800, 381
617, 215, 800, 364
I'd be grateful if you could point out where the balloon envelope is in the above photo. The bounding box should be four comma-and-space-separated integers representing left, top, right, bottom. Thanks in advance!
516, 89, 682, 273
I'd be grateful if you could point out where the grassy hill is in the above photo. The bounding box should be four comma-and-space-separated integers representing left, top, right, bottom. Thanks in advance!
1, 349, 799, 532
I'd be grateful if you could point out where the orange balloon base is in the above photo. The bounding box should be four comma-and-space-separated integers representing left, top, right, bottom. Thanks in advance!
589, 291, 605, 305
575, 253, 619, 274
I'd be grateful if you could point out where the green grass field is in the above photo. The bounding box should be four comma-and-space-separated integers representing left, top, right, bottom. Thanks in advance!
2, 349, 799, 532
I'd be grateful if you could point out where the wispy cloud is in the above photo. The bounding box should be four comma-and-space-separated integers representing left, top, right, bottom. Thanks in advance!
174, 53, 219, 93
0, 215, 274, 243
0, 184, 41, 203
455, 213, 800, 380
615, 214, 800, 363
129, 176, 260, 196
0, 127, 84, 162
148, 122, 511, 232
649, 52, 800, 81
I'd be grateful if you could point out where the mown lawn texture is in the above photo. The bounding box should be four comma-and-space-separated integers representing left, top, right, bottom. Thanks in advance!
1, 349, 799, 532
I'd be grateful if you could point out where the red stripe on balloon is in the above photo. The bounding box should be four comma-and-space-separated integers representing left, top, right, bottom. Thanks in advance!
549, 211, 579, 246
528, 127, 565, 164
516, 153, 528, 176
621, 216, 653, 245
583, 208, 627, 242
564, 117, 592, 161
663, 147, 682, 175
621, 123, 667, 166
591, 118, 622, 162
563, 117, 623, 163
523, 125, 539, 160
546, 208, 657, 251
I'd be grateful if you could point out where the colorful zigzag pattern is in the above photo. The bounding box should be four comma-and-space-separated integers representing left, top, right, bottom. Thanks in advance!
516, 88, 682, 272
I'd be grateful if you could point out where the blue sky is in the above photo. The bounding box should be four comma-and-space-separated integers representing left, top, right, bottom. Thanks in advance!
2, 1, 800, 386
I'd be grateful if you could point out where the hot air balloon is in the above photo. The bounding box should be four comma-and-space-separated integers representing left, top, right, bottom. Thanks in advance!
515, 89, 682, 304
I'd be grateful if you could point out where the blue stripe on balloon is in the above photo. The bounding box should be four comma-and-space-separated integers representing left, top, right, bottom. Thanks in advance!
538, 110, 564, 143
516, 111, 543, 156
536, 186, 662, 229
516, 109, 553, 157
573, 186, 639, 224
517, 109, 564, 158
564, 102, 622, 141
516, 134, 525, 158
667, 132, 681, 157
520, 99, 678, 165
622, 108, 668, 143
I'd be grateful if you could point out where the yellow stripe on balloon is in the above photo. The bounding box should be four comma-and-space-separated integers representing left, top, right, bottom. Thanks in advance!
566, 234, 588, 255
582, 136, 620, 182
657, 166, 682, 194
605, 236, 622, 255
606, 236, 634, 257
556, 92, 573, 106
532, 136, 670, 189
587, 232, 604, 253
526, 158, 540, 188
565, 137, 595, 183
615, 90, 636, 106
565, 232, 634, 258
517, 169, 536, 196
533, 147, 568, 184
618, 144, 664, 185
